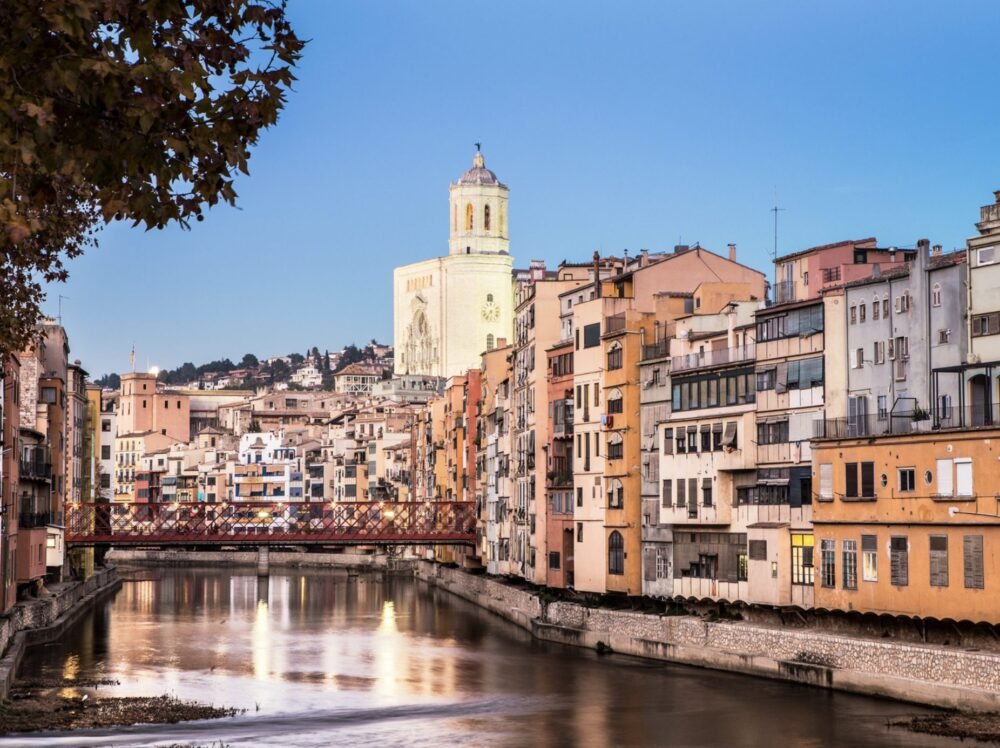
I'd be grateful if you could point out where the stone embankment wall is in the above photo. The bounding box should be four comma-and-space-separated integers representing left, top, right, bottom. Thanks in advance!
415, 561, 1000, 712
108, 548, 402, 570
0, 566, 121, 700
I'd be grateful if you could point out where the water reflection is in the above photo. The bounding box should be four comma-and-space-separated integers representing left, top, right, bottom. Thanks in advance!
10, 568, 974, 747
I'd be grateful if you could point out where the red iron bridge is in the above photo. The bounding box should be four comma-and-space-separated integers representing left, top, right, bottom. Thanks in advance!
64, 501, 477, 546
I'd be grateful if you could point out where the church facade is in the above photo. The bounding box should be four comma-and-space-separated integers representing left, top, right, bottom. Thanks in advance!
393, 150, 514, 378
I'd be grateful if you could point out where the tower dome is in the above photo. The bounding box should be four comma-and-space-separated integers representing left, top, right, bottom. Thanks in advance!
448, 147, 509, 256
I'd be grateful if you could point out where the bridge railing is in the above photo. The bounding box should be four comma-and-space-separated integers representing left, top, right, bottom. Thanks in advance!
65, 500, 476, 545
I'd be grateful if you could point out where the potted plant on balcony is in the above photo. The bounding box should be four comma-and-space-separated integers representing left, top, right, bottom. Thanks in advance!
911, 406, 931, 432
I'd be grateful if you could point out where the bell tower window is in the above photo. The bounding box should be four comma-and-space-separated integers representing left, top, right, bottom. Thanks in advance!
465, 203, 474, 231
487, 334, 495, 351
484, 204, 491, 231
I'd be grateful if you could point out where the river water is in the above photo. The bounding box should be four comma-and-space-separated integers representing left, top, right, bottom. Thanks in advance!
1, 567, 973, 747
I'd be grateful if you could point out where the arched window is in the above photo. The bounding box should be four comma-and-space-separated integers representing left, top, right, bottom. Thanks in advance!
606, 478, 624, 508
607, 341, 623, 371
872, 294, 881, 320
608, 531, 624, 575
465, 203, 474, 231
607, 432, 623, 460
607, 388, 623, 414
486, 334, 495, 351
932, 283, 942, 308
484, 204, 491, 231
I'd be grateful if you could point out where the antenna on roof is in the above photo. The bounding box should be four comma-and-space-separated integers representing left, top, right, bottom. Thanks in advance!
771, 190, 785, 263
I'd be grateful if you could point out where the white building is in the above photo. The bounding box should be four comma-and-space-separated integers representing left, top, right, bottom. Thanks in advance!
393, 148, 514, 378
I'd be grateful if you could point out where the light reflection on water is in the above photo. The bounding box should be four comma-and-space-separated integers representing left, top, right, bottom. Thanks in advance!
3, 568, 978, 747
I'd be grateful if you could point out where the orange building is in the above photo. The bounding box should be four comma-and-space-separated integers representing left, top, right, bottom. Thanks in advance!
812, 427, 1000, 623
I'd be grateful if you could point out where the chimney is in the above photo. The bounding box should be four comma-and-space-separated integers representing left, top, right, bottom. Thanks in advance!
497, 337, 507, 348
593, 250, 602, 298
673, 244, 690, 255
640, 249, 649, 267
917, 238, 930, 255
728, 243, 737, 262
932, 244, 943, 257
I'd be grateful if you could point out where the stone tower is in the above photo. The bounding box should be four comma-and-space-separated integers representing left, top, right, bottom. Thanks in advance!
448, 147, 509, 256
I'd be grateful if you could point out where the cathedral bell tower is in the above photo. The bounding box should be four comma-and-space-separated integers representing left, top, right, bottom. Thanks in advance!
448, 146, 509, 256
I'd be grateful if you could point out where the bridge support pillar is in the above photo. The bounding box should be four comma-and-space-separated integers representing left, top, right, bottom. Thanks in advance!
257, 546, 270, 577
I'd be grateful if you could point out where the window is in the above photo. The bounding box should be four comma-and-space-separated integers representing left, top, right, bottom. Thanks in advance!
672, 368, 755, 412
973, 313, 1000, 337
100, 474, 111, 489
577, 522, 583, 542
842, 540, 858, 589
607, 342, 622, 370
844, 461, 875, 499
755, 305, 824, 341
938, 329, 951, 344
576, 487, 583, 507
861, 535, 878, 582
661, 479, 672, 507
676, 478, 686, 507
486, 334, 495, 351
700, 427, 711, 453
756, 419, 789, 445
791, 534, 814, 585
850, 306, 857, 325
872, 297, 880, 320
101, 419, 111, 432
465, 203, 473, 230
608, 531, 624, 575
978, 246, 996, 266
655, 547, 670, 578
702, 478, 713, 507
756, 369, 776, 391
607, 389, 623, 414
898, 467, 916, 492
607, 434, 623, 460
931, 283, 942, 307
874, 341, 885, 365
890, 536, 908, 586
895, 292, 910, 314
101, 445, 111, 460
663, 428, 673, 455
484, 204, 491, 231
818, 463, 833, 501
882, 297, 889, 318
607, 478, 624, 508
785, 357, 823, 390
722, 421, 738, 450
803, 271, 809, 287
548, 551, 560, 570
821, 539, 836, 588
929, 536, 949, 587
583, 323, 601, 348
859, 303, 866, 323
964, 535, 984, 589
877, 395, 888, 420
749, 540, 767, 561
853, 348, 864, 369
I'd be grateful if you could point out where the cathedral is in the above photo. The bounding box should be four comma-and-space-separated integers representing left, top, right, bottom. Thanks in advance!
393, 149, 514, 378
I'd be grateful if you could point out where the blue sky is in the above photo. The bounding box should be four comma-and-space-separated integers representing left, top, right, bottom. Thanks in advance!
51, 1, 1000, 377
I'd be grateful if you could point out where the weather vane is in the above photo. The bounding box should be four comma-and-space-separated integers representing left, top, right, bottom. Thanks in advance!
474, 141, 481, 152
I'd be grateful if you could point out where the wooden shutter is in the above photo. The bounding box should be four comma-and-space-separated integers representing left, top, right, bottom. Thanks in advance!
676, 479, 686, 507
749, 540, 767, 560
845, 462, 858, 498
929, 536, 949, 587
936, 458, 953, 497
890, 537, 908, 586
819, 463, 833, 500
964, 535, 985, 589
860, 462, 875, 498
661, 479, 672, 508
955, 459, 973, 497
663, 428, 673, 455
644, 546, 657, 581
775, 362, 788, 394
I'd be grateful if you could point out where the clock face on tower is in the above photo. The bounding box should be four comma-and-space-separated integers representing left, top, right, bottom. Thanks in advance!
481, 301, 500, 322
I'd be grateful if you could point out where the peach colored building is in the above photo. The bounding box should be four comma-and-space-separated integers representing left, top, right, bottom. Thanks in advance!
117, 372, 190, 443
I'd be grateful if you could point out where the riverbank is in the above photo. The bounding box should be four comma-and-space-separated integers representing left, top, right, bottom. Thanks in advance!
0, 565, 121, 701
414, 560, 1000, 714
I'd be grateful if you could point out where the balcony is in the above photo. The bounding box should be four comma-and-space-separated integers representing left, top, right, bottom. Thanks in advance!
774, 280, 797, 305
670, 343, 755, 374
641, 339, 669, 361
19, 460, 52, 481
19, 505, 56, 529
604, 313, 627, 335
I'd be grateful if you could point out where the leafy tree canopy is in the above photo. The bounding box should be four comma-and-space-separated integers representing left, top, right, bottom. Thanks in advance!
239, 352, 259, 369
0, 0, 303, 353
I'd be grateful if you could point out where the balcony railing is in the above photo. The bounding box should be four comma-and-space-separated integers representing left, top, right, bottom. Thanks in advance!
670, 343, 755, 374
19, 460, 52, 481
641, 339, 669, 361
20, 507, 56, 529
774, 280, 797, 305
604, 313, 627, 335
813, 404, 1000, 438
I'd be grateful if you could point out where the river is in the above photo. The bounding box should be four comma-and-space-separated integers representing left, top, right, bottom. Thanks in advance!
1, 567, 974, 747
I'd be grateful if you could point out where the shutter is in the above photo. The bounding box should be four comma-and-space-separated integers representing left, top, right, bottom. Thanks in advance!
749, 540, 767, 560
661, 479, 672, 507
848, 397, 858, 432
819, 463, 833, 500
775, 362, 788, 394
929, 536, 949, 587
890, 537, 908, 586
663, 428, 673, 455
936, 458, 953, 497
955, 459, 973, 497
702, 478, 713, 507
860, 462, 875, 498
845, 462, 858, 499
722, 421, 738, 448
964, 535, 985, 589
644, 547, 657, 581
676, 479, 686, 507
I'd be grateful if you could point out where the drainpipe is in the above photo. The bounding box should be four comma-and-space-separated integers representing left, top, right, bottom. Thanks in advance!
593, 251, 602, 299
